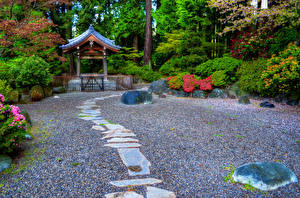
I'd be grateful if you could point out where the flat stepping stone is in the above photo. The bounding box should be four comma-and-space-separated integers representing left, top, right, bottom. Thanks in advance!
105, 192, 143, 198
102, 132, 136, 139
102, 129, 132, 135
105, 124, 125, 130
81, 109, 101, 114
93, 120, 110, 125
110, 178, 162, 187
0, 155, 12, 172
146, 187, 176, 198
107, 138, 139, 143
233, 162, 298, 191
118, 148, 150, 176
92, 125, 106, 131
104, 143, 141, 148
80, 116, 103, 121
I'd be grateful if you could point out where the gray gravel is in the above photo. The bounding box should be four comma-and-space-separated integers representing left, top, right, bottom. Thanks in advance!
0, 91, 299, 197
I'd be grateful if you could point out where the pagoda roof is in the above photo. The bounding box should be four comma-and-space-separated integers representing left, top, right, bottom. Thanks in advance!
60, 25, 121, 52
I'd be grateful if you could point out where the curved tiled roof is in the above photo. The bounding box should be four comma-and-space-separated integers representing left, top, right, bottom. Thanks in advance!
60, 25, 121, 51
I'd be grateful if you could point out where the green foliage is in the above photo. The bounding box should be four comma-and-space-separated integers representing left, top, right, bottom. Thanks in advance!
211, 70, 228, 87
0, 80, 12, 99
237, 59, 267, 94
30, 86, 44, 102
156, 30, 184, 55
8, 90, 19, 104
154, 0, 180, 36
261, 43, 300, 97
159, 54, 208, 76
11, 56, 52, 89
141, 68, 162, 82
223, 164, 236, 184
195, 56, 242, 78
269, 28, 299, 55
120, 62, 143, 76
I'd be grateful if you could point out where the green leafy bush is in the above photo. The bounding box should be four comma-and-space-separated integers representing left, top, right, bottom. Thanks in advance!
261, 43, 300, 97
0, 80, 12, 99
120, 62, 143, 76
269, 28, 298, 55
11, 56, 52, 88
237, 59, 267, 94
211, 70, 228, 87
0, 94, 28, 154
195, 56, 242, 78
159, 54, 208, 76
141, 69, 162, 82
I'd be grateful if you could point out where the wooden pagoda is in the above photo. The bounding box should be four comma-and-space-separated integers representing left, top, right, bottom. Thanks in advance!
60, 25, 121, 79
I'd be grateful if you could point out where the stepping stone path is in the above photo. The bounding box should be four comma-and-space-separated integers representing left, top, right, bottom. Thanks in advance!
77, 95, 176, 197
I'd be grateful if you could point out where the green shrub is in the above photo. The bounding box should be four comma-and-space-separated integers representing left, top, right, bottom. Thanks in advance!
30, 85, 44, 101
195, 56, 242, 78
120, 62, 143, 77
0, 80, 12, 99
159, 55, 208, 76
269, 28, 299, 55
211, 70, 228, 87
141, 69, 161, 82
237, 59, 267, 94
261, 43, 300, 97
0, 94, 28, 154
8, 90, 19, 103
11, 56, 52, 88
43, 87, 53, 97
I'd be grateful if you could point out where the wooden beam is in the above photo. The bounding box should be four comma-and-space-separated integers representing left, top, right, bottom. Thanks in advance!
80, 56, 104, 60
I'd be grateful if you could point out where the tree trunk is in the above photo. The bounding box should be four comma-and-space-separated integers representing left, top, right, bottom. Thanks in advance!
133, 34, 139, 63
144, 0, 152, 67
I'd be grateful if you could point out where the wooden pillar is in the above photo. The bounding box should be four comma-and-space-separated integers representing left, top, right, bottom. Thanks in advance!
103, 47, 107, 80
69, 53, 75, 75
77, 47, 81, 77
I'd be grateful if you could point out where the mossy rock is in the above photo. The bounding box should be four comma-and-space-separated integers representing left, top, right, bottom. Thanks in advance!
53, 87, 66, 94
43, 87, 53, 97
227, 82, 248, 99
30, 85, 44, 102
8, 90, 19, 103
19, 94, 31, 104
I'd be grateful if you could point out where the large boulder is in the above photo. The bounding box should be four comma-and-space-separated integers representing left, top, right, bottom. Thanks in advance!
148, 80, 169, 95
175, 90, 189, 97
208, 88, 228, 98
192, 90, 206, 98
121, 91, 152, 105
233, 162, 298, 191
227, 82, 247, 99
0, 155, 12, 173
19, 94, 31, 104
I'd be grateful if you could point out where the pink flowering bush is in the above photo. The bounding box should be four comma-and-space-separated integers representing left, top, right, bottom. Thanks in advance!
0, 94, 28, 154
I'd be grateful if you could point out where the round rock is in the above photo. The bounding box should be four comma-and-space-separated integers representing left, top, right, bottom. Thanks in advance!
0, 155, 12, 172
121, 91, 152, 105
233, 162, 298, 191
148, 79, 169, 94
209, 88, 228, 98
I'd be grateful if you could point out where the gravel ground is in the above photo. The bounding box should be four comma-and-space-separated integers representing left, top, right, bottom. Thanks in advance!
0, 91, 299, 197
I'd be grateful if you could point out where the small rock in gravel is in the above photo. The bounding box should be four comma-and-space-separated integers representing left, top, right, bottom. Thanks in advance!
233, 162, 298, 191
260, 101, 275, 108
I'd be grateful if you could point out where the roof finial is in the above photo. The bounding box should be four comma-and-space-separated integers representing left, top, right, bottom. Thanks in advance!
89, 24, 94, 30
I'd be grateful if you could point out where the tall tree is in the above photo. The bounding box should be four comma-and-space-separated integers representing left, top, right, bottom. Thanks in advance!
144, 0, 152, 66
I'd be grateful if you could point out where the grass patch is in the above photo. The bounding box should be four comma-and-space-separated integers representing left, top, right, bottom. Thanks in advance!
214, 134, 223, 137
236, 135, 243, 138
71, 162, 79, 167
